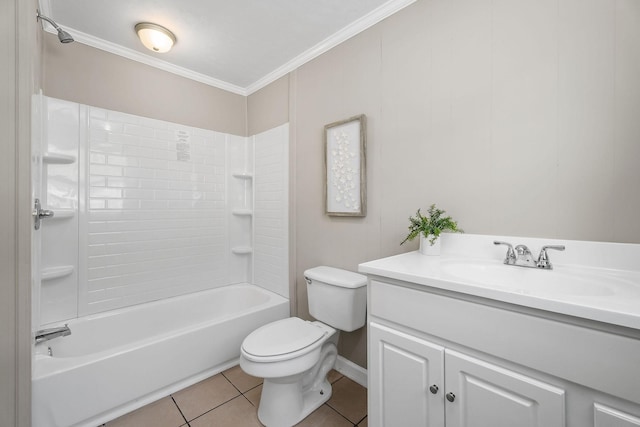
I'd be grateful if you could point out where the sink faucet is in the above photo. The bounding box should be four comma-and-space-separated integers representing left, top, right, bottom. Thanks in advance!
536, 245, 566, 269
514, 245, 537, 268
494, 241, 565, 270
35, 324, 71, 344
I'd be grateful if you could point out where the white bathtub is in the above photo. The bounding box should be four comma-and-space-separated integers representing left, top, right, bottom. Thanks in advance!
32, 283, 289, 427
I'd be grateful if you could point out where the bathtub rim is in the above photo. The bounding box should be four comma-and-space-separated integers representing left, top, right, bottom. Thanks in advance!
34, 283, 287, 376
32, 282, 290, 427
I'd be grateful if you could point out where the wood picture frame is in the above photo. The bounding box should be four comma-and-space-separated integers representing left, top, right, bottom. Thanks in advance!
324, 114, 366, 217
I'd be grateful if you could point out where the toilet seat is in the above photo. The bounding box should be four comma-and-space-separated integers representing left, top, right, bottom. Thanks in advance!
242, 317, 328, 363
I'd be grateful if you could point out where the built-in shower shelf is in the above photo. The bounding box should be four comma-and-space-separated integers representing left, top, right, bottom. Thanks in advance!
232, 209, 253, 216
232, 172, 253, 179
231, 247, 253, 255
41, 265, 74, 281
43, 153, 76, 164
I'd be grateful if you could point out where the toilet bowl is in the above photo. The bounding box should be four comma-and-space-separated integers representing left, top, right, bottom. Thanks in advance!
239, 266, 367, 427
240, 318, 338, 426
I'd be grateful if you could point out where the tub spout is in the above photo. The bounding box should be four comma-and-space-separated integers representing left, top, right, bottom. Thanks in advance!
35, 324, 71, 344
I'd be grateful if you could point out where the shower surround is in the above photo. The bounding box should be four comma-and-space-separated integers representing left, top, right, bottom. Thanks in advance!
36, 95, 289, 325
32, 96, 290, 425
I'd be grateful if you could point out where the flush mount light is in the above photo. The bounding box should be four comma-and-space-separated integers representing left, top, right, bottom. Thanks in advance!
135, 22, 176, 53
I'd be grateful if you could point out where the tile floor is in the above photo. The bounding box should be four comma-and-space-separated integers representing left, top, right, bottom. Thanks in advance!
103, 365, 367, 427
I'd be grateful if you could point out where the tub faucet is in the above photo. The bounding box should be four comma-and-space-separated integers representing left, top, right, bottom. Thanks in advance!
35, 324, 71, 344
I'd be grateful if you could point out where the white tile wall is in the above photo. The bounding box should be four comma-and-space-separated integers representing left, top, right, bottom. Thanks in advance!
38, 97, 290, 320
253, 124, 289, 297
81, 107, 230, 314
40, 97, 80, 324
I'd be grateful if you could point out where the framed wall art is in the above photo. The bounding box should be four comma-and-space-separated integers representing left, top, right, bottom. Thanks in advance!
324, 114, 366, 217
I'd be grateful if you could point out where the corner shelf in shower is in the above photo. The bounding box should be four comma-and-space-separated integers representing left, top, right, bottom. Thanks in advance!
232, 172, 253, 180
231, 247, 253, 255
41, 265, 74, 281
232, 208, 253, 216
43, 152, 76, 164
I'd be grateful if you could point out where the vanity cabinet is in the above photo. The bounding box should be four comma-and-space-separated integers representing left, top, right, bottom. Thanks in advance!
366, 278, 640, 427
369, 322, 564, 427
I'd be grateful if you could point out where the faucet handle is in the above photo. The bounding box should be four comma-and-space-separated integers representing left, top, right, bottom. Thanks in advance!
494, 241, 516, 264
537, 245, 565, 269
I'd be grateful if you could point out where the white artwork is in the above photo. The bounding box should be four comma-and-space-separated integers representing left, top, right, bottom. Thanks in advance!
324, 115, 366, 216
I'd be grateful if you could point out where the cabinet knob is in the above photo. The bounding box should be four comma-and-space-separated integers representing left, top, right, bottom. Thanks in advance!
429, 385, 439, 394
446, 392, 456, 402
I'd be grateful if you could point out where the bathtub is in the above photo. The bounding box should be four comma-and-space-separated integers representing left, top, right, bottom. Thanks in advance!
32, 283, 289, 427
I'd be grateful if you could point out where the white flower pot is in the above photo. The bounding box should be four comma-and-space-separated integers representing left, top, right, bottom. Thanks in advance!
419, 234, 441, 256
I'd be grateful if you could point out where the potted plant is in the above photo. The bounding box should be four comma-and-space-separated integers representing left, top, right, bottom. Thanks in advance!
400, 204, 463, 255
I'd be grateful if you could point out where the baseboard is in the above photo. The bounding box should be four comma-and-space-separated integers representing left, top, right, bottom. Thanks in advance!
335, 355, 368, 388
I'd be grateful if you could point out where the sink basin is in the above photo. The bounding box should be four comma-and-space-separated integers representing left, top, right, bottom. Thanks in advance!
440, 259, 617, 297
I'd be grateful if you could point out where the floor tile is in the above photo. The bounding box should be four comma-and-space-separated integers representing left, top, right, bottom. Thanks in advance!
105, 397, 185, 427
358, 416, 368, 426
326, 377, 367, 424
294, 404, 353, 427
327, 369, 344, 384
190, 395, 262, 427
172, 373, 240, 421
223, 364, 263, 393
244, 384, 262, 407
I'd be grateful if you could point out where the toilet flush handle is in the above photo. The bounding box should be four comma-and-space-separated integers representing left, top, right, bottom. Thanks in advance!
304, 276, 312, 285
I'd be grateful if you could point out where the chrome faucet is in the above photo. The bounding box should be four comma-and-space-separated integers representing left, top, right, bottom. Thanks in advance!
494, 241, 565, 270
35, 324, 71, 344
536, 245, 566, 269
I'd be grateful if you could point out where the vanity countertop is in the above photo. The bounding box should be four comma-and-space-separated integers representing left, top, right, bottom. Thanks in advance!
359, 234, 640, 330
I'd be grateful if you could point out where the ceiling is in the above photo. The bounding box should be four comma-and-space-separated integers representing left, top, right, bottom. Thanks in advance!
40, 0, 415, 95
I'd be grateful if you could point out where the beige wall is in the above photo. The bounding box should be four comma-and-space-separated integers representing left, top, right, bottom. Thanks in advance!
39, 0, 640, 372
1, 0, 37, 425
283, 0, 640, 368
247, 75, 289, 135
43, 34, 248, 136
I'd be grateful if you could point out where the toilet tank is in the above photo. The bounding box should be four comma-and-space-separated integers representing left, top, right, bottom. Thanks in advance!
304, 266, 367, 332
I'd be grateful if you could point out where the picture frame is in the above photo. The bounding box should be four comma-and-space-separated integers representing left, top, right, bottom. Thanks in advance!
324, 114, 366, 217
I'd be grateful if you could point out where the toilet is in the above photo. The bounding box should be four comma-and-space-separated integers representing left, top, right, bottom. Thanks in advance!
240, 266, 367, 427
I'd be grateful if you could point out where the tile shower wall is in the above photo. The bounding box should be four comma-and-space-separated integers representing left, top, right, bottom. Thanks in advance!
253, 124, 289, 297
80, 107, 231, 314
38, 96, 289, 324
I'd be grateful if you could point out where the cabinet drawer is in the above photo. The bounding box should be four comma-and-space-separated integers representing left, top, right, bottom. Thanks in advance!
369, 279, 640, 404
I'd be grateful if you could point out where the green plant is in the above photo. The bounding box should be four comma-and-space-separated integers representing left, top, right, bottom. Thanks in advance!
400, 204, 463, 246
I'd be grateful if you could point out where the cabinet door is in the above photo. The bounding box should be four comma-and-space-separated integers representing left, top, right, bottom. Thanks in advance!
445, 349, 565, 427
369, 322, 445, 427
594, 403, 640, 427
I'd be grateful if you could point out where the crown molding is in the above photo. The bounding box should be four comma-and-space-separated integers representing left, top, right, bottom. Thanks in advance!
38, 0, 416, 97
51, 26, 248, 95
245, 0, 416, 95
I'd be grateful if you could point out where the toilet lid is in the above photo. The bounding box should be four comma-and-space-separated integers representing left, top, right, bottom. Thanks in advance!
242, 317, 326, 358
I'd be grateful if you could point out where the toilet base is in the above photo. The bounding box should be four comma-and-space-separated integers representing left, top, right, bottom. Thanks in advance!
256, 339, 338, 427
258, 377, 332, 427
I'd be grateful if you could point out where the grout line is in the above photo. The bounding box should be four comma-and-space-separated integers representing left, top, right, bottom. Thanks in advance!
171, 396, 189, 425
241, 392, 256, 408
323, 403, 358, 426
181, 395, 242, 424
355, 414, 368, 426
221, 371, 244, 395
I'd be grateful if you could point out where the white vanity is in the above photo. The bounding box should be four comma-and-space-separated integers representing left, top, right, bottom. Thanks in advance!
359, 234, 640, 427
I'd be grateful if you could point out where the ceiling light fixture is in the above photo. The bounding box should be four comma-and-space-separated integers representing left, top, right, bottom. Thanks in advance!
135, 22, 176, 53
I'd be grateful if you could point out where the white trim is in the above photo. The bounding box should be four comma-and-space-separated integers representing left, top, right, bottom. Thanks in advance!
45, 26, 248, 95
39, 0, 415, 96
245, 0, 416, 95
335, 355, 368, 388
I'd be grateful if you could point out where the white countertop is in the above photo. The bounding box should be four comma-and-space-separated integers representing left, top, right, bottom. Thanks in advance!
358, 234, 640, 330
